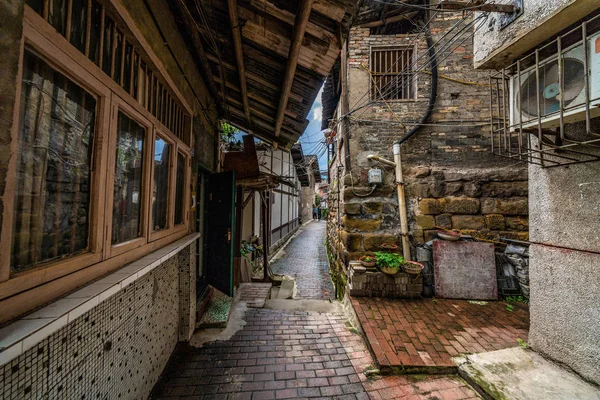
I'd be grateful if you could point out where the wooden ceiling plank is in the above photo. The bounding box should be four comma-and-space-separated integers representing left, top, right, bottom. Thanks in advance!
274, 0, 314, 137
313, 0, 345, 22
243, 0, 337, 45
207, 53, 305, 103
227, 0, 252, 125
242, 20, 333, 77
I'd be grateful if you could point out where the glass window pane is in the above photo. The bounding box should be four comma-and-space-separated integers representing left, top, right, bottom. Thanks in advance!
123, 41, 132, 91
113, 30, 123, 85
88, 1, 102, 65
26, 0, 44, 15
152, 137, 170, 230
12, 50, 96, 272
174, 153, 185, 225
70, 0, 87, 53
112, 112, 145, 245
49, 0, 66, 36
101, 17, 114, 75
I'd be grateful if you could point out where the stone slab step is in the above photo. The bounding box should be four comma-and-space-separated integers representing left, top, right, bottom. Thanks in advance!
277, 280, 295, 299
458, 347, 600, 400
197, 289, 232, 329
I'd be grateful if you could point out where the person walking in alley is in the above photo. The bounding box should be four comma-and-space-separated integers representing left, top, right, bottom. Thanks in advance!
313, 206, 318, 220
317, 206, 321, 221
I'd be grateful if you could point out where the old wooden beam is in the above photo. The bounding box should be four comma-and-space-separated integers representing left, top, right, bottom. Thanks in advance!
274, 0, 314, 137
206, 53, 305, 103
357, 11, 420, 28
228, 0, 252, 125
437, 0, 518, 13
173, 0, 223, 114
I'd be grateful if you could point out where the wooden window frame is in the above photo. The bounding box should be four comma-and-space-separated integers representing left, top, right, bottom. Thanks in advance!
174, 149, 191, 227
149, 130, 174, 241
0, 4, 194, 322
104, 94, 153, 258
0, 18, 112, 297
369, 45, 418, 102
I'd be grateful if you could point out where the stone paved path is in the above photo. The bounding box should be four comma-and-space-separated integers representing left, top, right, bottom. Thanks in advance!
152, 307, 481, 400
352, 297, 530, 370
270, 221, 334, 300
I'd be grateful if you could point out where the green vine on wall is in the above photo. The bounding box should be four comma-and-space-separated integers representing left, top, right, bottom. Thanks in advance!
326, 237, 347, 300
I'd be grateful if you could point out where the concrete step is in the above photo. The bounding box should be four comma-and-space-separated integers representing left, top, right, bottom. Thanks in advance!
197, 289, 233, 329
458, 347, 600, 400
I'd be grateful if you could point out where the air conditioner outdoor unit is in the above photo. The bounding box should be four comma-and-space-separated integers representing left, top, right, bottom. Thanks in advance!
510, 32, 600, 130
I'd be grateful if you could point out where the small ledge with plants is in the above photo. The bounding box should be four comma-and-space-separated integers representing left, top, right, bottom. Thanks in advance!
348, 245, 424, 299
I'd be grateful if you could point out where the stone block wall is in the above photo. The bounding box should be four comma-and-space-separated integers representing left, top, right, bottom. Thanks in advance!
350, 271, 422, 298
0, 243, 196, 399
407, 166, 529, 245
329, 13, 528, 264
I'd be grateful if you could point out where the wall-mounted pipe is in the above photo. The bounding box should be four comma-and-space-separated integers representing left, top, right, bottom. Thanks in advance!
393, 30, 438, 261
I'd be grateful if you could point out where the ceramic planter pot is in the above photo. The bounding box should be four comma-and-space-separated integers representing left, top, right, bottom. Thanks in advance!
402, 261, 424, 275
437, 230, 461, 241
380, 266, 399, 275
359, 254, 376, 267
381, 243, 398, 251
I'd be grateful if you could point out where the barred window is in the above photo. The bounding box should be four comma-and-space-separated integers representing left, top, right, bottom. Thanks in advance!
370, 47, 416, 101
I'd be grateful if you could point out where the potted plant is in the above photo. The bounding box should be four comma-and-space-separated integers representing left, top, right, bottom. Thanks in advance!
402, 260, 424, 275
359, 254, 376, 267
437, 230, 461, 241
381, 243, 398, 251
374, 251, 405, 275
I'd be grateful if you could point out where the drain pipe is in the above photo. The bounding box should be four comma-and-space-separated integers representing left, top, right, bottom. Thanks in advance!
394, 31, 438, 261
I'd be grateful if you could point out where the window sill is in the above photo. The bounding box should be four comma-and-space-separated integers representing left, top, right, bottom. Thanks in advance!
0, 232, 199, 366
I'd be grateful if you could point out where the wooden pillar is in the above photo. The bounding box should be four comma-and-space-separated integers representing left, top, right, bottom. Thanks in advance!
261, 190, 270, 282
233, 185, 243, 287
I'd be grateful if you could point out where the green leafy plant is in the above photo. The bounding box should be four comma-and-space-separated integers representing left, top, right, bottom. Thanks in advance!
360, 255, 375, 263
374, 251, 405, 270
240, 240, 263, 274
506, 304, 515, 312
517, 338, 527, 348
506, 295, 528, 304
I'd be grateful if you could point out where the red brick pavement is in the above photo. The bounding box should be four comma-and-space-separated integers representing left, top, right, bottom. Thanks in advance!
332, 309, 481, 400
351, 297, 529, 370
153, 307, 482, 399
239, 283, 273, 308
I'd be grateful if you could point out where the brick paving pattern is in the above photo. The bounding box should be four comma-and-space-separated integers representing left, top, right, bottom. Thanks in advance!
270, 221, 334, 300
153, 307, 481, 399
352, 297, 529, 369
239, 283, 273, 308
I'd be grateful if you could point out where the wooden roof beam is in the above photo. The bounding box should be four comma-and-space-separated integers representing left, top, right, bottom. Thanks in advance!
206, 53, 305, 103
227, 0, 252, 125
274, 0, 314, 137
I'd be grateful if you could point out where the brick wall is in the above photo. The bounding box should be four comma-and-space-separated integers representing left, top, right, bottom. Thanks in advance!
329, 13, 528, 265
350, 270, 423, 298
0, 242, 196, 400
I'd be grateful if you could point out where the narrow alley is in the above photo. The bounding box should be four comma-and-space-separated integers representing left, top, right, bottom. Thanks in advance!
151, 221, 482, 400
270, 221, 334, 300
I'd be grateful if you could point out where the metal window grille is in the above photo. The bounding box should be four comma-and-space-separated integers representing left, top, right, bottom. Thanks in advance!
370, 47, 416, 101
489, 13, 600, 167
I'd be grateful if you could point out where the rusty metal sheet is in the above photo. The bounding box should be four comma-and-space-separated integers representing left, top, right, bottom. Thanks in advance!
433, 241, 498, 300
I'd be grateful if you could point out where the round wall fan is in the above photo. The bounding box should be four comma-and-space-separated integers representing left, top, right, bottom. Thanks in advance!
519, 58, 586, 117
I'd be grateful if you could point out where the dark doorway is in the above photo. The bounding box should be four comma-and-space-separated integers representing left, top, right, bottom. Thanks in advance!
204, 171, 236, 296
196, 170, 208, 300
